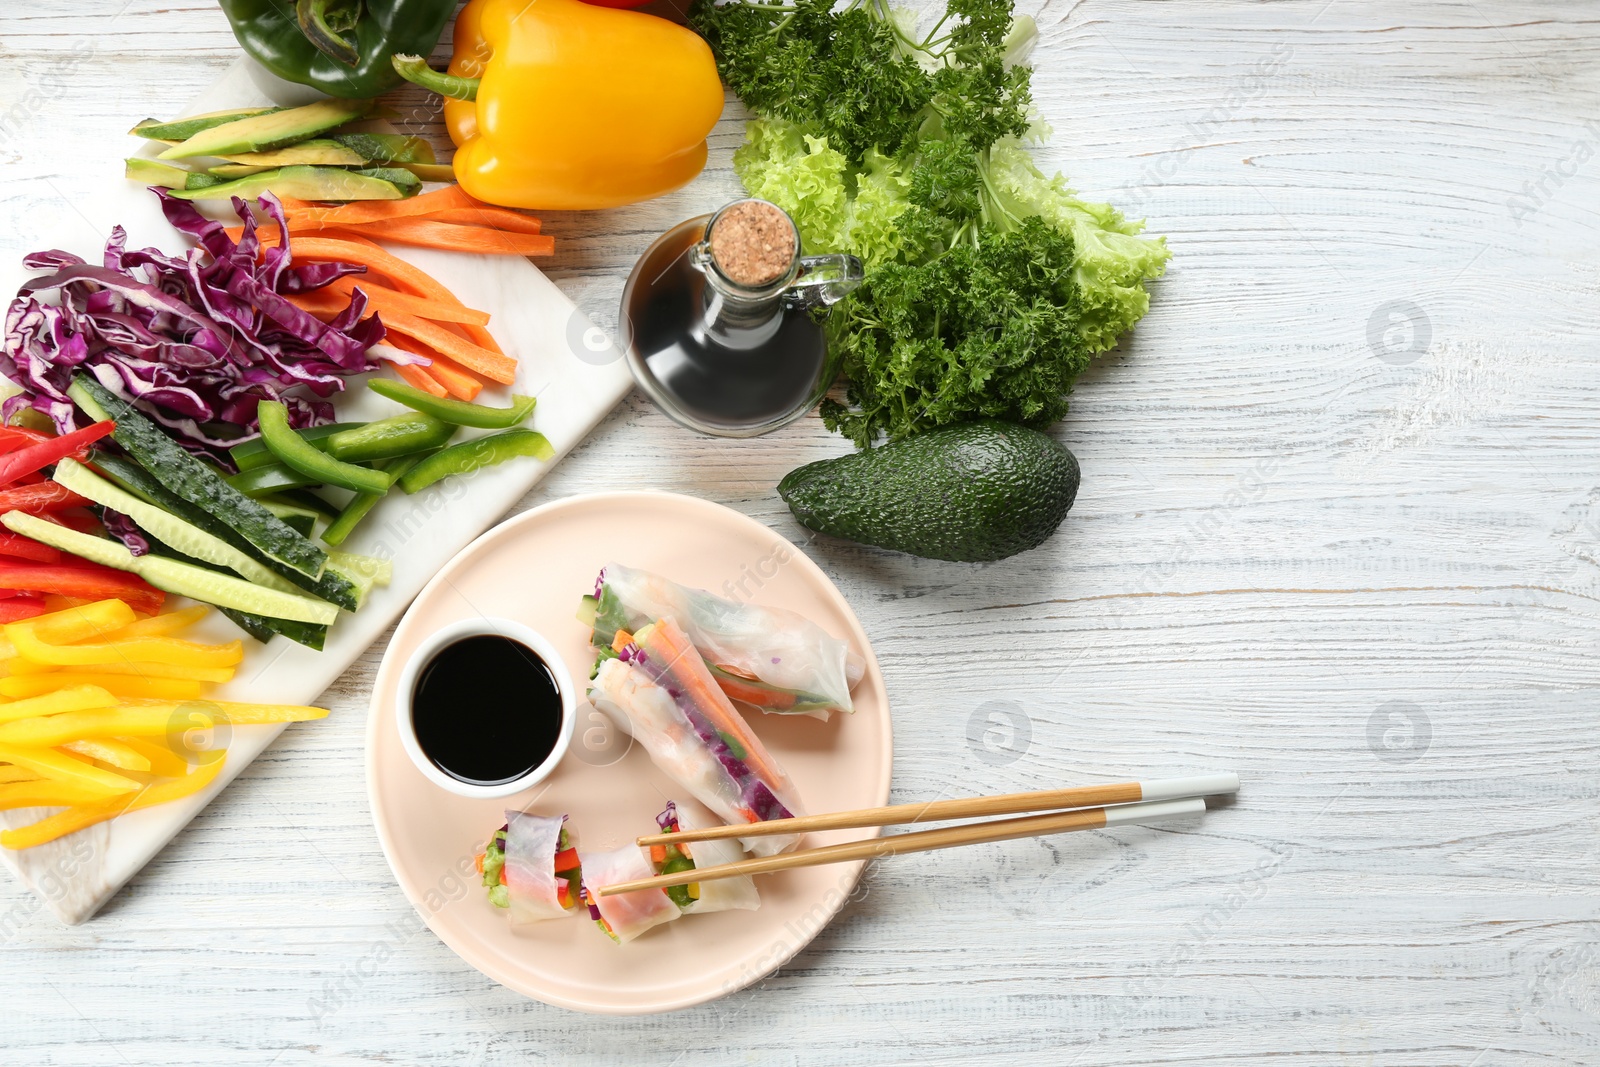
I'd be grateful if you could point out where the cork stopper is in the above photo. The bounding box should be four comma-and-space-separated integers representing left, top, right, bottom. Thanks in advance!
707, 201, 796, 288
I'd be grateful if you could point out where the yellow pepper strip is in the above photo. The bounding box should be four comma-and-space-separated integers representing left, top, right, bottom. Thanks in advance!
113, 737, 193, 779
96, 605, 209, 644
61, 738, 151, 773
0, 599, 137, 660
0, 780, 120, 811
0, 743, 140, 795
0, 702, 329, 747
4, 659, 237, 682
0, 766, 42, 784
0, 756, 224, 850
0, 673, 204, 702
7, 625, 244, 670
0, 685, 118, 725
439, 0, 724, 210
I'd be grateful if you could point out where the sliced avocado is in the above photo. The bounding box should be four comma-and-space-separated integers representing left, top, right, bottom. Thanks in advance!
207, 164, 273, 179
396, 162, 454, 183
327, 133, 436, 164
218, 139, 368, 167
130, 107, 283, 141
125, 158, 225, 191
354, 167, 422, 193
125, 157, 195, 190
159, 99, 374, 160
777, 420, 1081, 562
166, 165, 417, 202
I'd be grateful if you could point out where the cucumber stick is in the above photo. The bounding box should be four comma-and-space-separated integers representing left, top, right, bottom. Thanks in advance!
2, 512, 339, 625
54, 459, 303, 596
69, 376, 327, 579
89, 452, 361, 613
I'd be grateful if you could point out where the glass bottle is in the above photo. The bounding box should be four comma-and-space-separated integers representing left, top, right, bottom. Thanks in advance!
618, 198, 863, 437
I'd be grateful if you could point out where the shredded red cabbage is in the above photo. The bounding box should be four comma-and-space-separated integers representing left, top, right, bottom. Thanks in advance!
99, 509, 151, 556
1, 191, 421, 455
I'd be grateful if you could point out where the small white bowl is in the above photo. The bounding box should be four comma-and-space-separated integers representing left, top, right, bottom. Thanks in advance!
394, 617, 576, 799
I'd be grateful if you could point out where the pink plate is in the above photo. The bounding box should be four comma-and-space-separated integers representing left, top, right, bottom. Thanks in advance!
366, 491, 892, 1014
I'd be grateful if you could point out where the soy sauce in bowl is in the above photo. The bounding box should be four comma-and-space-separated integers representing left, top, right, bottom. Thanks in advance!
398, 620, 575, 798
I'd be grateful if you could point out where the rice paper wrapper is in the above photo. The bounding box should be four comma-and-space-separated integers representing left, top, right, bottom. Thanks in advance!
589, 656, 799, 858
598, 563, 862, 715
503, 811, 569, 924
672, 802, 760, 915
580, 844, 679, 945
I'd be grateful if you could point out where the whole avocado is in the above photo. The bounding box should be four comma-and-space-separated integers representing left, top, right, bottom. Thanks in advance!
777, 420, 1080, 562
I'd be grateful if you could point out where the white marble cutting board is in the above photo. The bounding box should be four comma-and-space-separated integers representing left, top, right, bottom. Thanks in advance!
0, 59, 635, 924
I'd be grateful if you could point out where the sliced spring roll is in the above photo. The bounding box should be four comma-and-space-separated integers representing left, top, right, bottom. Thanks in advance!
578, 844, 680, 944
476, 812, 581, 920
586, 563, 863, 718
653, 801, 760, 915
588, 620, 805, 858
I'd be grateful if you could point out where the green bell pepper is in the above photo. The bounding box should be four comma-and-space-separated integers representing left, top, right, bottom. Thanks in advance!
368, 379, 537, 429
217, 0, 456, 99
258, 400, 394, 495
398, 429, 553, 494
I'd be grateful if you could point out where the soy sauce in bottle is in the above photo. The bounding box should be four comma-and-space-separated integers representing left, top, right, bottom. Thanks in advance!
619, 199, 863, 437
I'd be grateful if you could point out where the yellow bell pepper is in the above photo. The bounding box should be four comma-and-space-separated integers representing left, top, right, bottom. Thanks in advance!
62, 737, 151, 773
0, 673, 204, 702
404, 0, 725, 209
0, 685, 117, 725
0, 755, 224, 850
0, 780, 121, 812
0, 742, 140, 796
0, 701, 328, 748
6, 625, 244, 670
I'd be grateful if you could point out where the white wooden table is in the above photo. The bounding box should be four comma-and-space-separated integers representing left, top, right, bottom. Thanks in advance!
3, 1, 1598, 1063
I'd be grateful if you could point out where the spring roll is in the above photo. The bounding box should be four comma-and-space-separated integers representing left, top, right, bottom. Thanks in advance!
475, 812, 581, 921
653, 801, 760, 915
578, 844, 680, 944
588, 618, 805, 858
586, 563, 863, 718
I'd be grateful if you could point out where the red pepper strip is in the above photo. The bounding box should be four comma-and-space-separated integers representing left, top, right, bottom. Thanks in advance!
0, 595, 47, 623
554, 846, 580, 873
0, 560, 164, 615
35, 509, 101, 534
0, 534, 60, 564
0, 421, 113, 487
0, 482, 90, 514
0, 589, 17, 598
0, 426, 52, 453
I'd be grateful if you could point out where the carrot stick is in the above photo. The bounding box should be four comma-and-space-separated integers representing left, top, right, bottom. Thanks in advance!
642, 620, 790, 791
321, 277, 488, 325
393, 362, 448, 398
270, 218, 553, 256
354, 220, 552, 256
273, 237, 458, 302
295, 185, 477, 226
454, 321, 503, 355
381, 313, 517, 384
414, 354, 484, 401
423, 207, 542, 234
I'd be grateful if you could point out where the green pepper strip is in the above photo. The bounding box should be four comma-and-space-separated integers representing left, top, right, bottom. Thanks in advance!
325, 411, 456, 463
368, 379, 537, 430
398, 429, 553, 495
230, 421, 361, 473
391, 54, 479, 101
321, 451, 432, 547
258, 400, 393, 495
225, 462, 319, 497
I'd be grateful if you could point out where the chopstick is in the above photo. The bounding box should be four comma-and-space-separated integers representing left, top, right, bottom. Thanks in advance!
635, 772, 1239, 846
598, 796, 1207, 896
